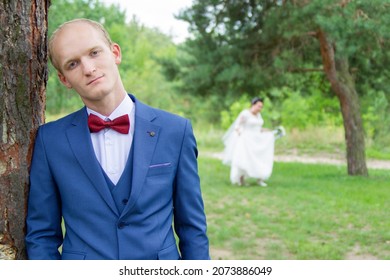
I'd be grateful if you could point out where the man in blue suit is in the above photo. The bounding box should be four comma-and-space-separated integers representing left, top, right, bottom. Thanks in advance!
25, 18, 210, 260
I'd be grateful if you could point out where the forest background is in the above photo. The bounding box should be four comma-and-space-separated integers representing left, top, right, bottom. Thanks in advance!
47, 0, 389, 164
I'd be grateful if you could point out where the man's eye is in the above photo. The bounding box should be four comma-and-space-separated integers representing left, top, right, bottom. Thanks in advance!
91, 50, 100, 56
68, 61, 77, 69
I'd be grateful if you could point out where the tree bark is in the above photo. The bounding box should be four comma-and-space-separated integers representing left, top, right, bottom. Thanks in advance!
317, 29, 368, 176
0, 0, 48, 259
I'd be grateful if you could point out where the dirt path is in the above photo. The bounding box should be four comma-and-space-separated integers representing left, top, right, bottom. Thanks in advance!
202, 151, 390, 170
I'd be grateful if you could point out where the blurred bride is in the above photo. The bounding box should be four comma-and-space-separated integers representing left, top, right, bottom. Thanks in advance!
222, 97, 283, 187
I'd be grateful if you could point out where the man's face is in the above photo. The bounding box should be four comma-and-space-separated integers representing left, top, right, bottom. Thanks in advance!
51, 22, 122, 104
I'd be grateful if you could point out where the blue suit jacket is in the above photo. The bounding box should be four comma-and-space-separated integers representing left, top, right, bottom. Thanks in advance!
25, 95, 210, 260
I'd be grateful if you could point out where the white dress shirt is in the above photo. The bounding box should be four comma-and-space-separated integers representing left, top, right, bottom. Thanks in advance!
87, 95, 135, 185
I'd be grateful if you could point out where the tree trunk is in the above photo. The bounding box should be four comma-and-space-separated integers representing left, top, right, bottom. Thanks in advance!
317, 29, 368, 176
0, 0, 48, 260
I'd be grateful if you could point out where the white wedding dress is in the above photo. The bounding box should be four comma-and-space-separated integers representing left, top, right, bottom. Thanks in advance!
222, 109, 275, 185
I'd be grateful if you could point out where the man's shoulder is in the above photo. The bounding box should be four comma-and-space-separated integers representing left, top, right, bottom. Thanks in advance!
40, 108, 85, 131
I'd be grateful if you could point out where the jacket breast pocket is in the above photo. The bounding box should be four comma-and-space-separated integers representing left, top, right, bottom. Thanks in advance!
147, 162, 173, 177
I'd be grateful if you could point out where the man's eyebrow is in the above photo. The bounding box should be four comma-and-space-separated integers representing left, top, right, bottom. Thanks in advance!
61, 46, 103, 68
89, 46, 103, 53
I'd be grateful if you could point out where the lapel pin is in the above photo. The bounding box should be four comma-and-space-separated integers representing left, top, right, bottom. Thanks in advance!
148, 131, 156, 137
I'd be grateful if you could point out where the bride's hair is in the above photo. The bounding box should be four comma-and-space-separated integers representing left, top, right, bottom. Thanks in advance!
251, 97, 264, 105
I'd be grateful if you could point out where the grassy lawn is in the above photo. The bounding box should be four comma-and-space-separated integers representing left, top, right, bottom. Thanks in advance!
198, 156, 390, 260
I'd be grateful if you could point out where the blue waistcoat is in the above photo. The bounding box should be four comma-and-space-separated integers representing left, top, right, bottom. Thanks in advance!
102, 145, 134, 213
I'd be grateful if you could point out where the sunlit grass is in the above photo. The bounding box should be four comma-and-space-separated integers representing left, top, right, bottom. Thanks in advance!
199, 156, 390, 260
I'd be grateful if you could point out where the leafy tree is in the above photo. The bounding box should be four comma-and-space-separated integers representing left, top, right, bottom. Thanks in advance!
177, 0, 390, 176
264, 0, 388, 176
176, 1, 282, 104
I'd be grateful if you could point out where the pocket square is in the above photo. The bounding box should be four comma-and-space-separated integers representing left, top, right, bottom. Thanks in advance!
149, 162, 171, 168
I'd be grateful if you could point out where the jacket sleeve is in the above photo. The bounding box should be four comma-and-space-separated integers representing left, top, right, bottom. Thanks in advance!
25, 126, 63, 260
173, 120, 210, 260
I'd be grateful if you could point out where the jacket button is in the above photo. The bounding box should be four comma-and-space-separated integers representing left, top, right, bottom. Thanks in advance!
122, 199, 128, 205
118, 222, 126, 229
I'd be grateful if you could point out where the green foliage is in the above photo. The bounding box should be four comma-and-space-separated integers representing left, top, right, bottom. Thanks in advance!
219, 72, 343, 132
220, 94, 250, 130
280, 91, 310, 130
175, 0, 389, 153
279, 76, 343, 130
48, 0, 126, 36
361, 90, 390, 148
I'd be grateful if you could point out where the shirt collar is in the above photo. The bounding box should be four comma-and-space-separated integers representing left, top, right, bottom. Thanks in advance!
86, 94, 134, 120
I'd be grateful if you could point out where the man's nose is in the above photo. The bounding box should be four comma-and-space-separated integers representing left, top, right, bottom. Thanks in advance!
81, 59, 96, 75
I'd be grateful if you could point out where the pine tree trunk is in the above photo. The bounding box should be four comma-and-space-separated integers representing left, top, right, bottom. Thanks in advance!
317, 29, 368, 176
0, 0, 49, 260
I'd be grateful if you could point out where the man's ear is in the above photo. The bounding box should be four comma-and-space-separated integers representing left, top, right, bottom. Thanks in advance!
111, 43, 122, 65
58, 72, 72, 88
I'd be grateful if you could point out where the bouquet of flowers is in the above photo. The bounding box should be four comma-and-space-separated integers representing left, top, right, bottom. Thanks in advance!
273, 126, 286, 140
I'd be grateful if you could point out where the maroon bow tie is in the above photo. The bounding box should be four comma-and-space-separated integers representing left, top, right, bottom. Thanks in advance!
88, 114, 130, 134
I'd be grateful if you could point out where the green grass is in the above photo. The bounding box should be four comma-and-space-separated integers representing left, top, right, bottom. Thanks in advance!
198, 156, 390, 260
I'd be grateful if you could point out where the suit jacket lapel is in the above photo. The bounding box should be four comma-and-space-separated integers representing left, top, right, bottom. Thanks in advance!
66, 109, 119, 216
123, 98, 160, 215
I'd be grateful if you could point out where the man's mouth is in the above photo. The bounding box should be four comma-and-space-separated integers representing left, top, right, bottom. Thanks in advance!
87, 75, 104, 85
